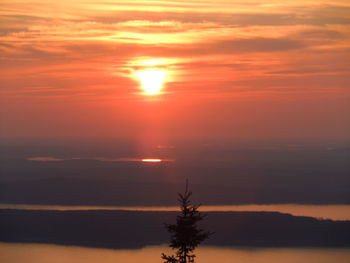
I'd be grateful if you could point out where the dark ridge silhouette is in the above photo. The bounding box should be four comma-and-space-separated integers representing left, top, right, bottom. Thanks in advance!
1, 209, 349, 249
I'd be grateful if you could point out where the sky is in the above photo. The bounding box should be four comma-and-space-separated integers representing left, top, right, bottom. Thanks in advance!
1, 0, 350, 141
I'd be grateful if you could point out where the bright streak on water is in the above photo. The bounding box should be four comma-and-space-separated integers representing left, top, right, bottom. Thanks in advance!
141, 158, 162, 162
1, 243, 350, 263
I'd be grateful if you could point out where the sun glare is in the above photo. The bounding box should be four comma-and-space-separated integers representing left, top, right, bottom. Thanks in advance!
135, 69, 166, 95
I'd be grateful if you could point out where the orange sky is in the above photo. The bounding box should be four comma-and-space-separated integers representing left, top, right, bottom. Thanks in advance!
1, 0, 350, 140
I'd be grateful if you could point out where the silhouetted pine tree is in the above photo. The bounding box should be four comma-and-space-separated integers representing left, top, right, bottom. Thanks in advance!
161, 181, 212, 263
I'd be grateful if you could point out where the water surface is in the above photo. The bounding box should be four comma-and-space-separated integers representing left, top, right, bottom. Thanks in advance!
1, 204, 349, 220
1, 243, 349, 263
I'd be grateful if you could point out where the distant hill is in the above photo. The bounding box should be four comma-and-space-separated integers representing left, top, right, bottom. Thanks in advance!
1, 209, 349, 248
1, 175, 349, 205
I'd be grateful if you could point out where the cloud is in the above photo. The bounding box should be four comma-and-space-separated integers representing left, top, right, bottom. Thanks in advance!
26, 157, 175, 163
1, 0, 349, 101
207, 37, 305, 53
96, 157, 175, 162
297, 29, 344, 39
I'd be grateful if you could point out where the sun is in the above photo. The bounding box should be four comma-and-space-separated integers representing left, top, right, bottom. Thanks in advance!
135, 69, 166, 95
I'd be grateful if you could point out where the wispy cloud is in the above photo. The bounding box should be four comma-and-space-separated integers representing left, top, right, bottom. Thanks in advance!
26, 157, 175, 163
